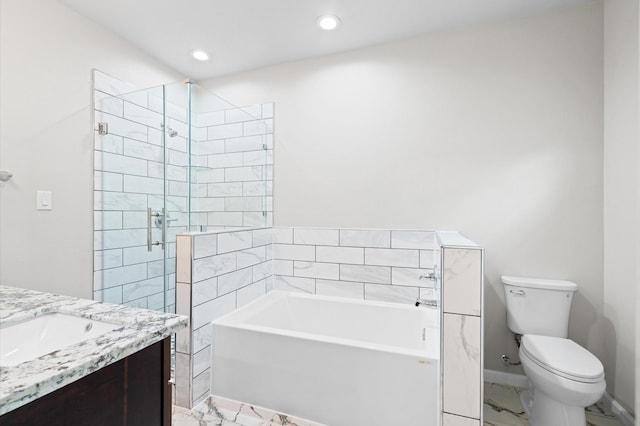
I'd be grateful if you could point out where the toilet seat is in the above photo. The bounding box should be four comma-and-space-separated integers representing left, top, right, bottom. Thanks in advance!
521, 335, 604, 383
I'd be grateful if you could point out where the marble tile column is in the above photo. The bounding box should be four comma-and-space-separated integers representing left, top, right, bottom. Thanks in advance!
438, 232, 484, 425
175, 234, 193, 408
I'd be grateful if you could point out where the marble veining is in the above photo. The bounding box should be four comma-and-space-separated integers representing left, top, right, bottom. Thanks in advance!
0, 285, 188, 415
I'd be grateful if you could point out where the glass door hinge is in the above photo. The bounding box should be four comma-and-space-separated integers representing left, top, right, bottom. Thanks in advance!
97, 122, 108, 135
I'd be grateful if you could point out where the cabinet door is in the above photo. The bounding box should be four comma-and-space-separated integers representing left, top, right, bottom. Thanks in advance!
0, 338, 171, 426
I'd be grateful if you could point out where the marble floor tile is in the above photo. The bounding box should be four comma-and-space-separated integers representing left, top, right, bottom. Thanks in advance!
483, 382, 623, 426
173, 395, 325, 426
483, 382, 529, 426
173, 383, 624, 426
586, 401, 625, 426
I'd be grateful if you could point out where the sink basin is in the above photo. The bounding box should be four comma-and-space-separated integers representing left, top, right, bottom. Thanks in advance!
0, 313, 120, 367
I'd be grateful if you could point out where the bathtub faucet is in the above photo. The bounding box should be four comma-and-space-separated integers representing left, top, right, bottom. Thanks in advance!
415, 298, 438, 309
419, 272, 436, 281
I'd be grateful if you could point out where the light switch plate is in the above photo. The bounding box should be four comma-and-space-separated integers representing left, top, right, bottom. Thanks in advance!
37, 190, 52, 210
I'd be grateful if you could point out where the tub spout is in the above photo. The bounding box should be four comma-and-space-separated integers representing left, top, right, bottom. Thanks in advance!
415, 298, 438, 308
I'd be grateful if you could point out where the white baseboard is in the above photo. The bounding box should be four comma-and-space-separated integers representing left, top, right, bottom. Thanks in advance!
601, 392, 635, 426
484, 369, 636, 426
484, 369, 528, 388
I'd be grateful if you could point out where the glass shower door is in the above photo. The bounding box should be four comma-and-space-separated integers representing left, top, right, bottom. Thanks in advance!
94, 84, 176, 313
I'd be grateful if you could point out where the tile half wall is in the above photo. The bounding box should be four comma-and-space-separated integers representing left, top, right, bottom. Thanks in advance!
175, 227, 484, 425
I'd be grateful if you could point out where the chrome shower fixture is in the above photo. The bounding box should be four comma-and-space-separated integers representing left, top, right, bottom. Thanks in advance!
160, 123, 178, 137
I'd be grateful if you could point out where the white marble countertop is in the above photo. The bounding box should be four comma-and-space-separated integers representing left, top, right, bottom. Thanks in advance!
0, 285, 188, 415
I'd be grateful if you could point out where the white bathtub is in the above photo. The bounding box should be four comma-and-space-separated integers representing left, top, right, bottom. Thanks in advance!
211, 291, 440, 426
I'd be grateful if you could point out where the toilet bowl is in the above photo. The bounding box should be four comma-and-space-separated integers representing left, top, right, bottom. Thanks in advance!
519, 335, 605, 426
501, 276, 606, 426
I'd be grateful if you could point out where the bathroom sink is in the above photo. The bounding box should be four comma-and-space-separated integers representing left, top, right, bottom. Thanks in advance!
0, 312, 120, 367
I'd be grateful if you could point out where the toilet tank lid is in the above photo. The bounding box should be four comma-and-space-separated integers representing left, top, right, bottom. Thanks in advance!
501, 275, 577, 291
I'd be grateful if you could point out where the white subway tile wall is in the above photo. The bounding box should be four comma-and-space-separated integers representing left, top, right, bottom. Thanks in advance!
93, 70, 273, 313
175, 227, 273, 407
274, 228, 437, 302
191, 103, 273, 231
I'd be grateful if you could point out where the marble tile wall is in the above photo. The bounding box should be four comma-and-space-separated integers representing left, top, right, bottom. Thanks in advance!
438, 231, 484, 425
175, 227, 273, 408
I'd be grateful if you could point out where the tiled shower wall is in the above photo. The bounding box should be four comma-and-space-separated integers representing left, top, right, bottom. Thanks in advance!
93, 70, 273, 311
93, 71, 187, 310
175, 227, 484, 424
190, 104, 274, 230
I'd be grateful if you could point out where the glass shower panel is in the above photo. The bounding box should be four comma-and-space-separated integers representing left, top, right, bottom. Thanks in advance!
94, 84, 173, 312
189, 84, 272, 231
94, 76, 273, 315
159, 81, 192, 312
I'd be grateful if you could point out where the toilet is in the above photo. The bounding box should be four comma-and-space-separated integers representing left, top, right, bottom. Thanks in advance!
502, 276, 606, 426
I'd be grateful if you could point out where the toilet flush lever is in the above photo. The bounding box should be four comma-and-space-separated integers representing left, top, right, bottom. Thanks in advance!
510, 289, 525, 296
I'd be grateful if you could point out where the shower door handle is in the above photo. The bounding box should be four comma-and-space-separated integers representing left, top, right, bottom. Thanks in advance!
147, 208, 165, 251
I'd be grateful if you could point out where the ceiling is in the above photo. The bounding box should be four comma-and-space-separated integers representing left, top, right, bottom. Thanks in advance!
60, 0, 591, 81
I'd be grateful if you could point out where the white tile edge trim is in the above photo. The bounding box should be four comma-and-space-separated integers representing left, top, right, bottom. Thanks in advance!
483, 369, 528, 388
437, 231, 479, 248
484, 369, 635, 426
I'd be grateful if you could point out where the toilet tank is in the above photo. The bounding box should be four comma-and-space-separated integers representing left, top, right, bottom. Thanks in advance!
502, 276, 577, 338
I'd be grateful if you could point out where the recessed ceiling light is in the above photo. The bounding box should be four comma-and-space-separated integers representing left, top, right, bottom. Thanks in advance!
191, 50, 209, 61
317, 15, 341, 31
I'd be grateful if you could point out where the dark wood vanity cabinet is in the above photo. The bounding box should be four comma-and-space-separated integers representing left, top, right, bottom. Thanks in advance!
0, 338, 172, 426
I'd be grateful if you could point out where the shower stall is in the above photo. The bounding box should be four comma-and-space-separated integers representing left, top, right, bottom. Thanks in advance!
92, 70, 273, 314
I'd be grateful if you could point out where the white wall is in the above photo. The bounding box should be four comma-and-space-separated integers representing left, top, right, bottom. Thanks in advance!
3, 0, 634, 414
204, 2, 606, 385
637, 0, 640, 416
0, 0, 181, 299
604, 0, 639, 414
